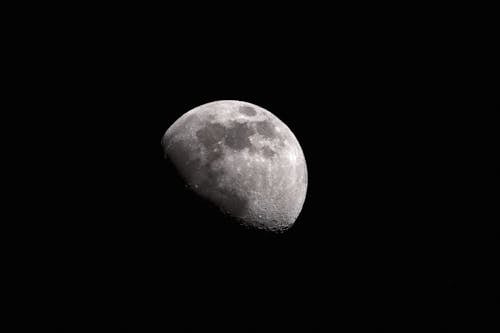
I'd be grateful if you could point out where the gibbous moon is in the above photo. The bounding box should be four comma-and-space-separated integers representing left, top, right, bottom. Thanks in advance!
162, 100, 307, 232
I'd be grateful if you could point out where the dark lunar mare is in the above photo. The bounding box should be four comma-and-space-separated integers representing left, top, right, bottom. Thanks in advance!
195, 122, 226, 148
224, 122, 255, 151
238, 105, 257, 116
254, 119, 286, 149
254, 120, 276, 139
196, 118, 281, 152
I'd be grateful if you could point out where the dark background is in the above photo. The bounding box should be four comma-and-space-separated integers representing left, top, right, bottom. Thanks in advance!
23, 5, 497, 331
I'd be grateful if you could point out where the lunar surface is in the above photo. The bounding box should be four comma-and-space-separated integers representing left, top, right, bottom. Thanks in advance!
162, 100, 307, 232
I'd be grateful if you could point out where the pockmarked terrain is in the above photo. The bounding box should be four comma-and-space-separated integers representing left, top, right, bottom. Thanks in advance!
162, 100, 307, 232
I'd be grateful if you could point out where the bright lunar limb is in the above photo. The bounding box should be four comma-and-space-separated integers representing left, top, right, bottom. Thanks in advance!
162, 100, 308, 232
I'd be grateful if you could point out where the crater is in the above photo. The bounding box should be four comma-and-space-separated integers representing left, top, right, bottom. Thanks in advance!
224, 122, 255, 151
239, 105, 257, 116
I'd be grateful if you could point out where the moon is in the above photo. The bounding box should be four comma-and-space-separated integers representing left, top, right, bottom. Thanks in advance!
162, 100, 307, 232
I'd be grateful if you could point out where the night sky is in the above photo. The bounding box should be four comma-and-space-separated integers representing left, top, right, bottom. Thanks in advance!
34, 6, 497, 331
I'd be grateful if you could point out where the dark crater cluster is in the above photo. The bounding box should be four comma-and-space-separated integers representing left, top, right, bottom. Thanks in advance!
195, 118, 280, 161
223, 122, 255, 151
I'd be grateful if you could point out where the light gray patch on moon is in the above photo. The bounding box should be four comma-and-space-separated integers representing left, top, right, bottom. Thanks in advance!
199, 164, 249, 217
165, 138, 204, 186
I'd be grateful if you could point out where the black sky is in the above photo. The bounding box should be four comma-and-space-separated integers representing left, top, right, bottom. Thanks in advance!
30, 6, 498, 331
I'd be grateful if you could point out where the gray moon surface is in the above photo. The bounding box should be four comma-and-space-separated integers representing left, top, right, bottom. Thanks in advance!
162, 100, 307, 232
